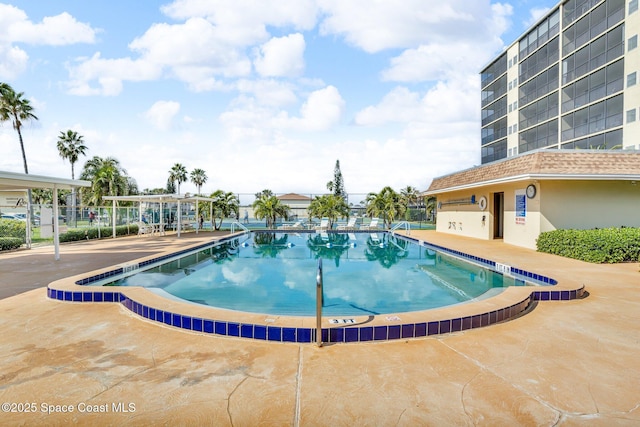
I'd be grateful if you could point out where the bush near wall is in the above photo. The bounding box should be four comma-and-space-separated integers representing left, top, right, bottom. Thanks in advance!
59, 224, 139, 243
0, 219, 26, 241
537, 227, 640, 263
0, 237, 23, 251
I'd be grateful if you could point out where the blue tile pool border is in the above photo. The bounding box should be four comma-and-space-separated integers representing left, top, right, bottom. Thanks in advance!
47, 233, 585, 344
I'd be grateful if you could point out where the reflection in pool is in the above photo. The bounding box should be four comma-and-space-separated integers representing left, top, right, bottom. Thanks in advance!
101, 232, 532, 316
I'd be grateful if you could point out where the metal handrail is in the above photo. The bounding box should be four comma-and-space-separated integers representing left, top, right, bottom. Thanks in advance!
230, 220, 250, 234
316, 258, 323, 347
390, 221, 411, 235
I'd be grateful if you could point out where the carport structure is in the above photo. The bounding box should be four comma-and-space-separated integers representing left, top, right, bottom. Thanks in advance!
103, 194, 216, 238
0, 170, 91, 260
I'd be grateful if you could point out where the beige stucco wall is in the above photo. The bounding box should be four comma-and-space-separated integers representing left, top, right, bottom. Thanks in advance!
434, 179, 640, 250
434, 181, 541, 250
540, 180, 640, 231
434, 189, 493, 240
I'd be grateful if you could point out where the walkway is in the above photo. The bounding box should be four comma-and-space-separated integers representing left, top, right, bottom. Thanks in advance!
0, 230, 638, 425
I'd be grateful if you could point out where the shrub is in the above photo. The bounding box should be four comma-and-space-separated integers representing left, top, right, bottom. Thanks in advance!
537, 227, 640, 263
0, 219, 26, 242
59, 224, 138, 243
0, 237, 23, 251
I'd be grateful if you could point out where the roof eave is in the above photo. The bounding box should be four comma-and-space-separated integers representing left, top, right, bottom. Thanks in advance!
422, 173, 640, 195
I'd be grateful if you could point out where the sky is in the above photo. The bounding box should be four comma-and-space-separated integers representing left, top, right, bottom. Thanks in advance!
0, 0, 559, 197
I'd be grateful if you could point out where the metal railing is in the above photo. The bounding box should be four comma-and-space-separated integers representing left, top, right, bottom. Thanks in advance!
390, 221, 411, 235
230, 220, 250, 234
316, 258, 323, 347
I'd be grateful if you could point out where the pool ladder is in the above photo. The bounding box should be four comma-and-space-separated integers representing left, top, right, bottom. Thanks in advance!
230, 220, 250, 234
316, 258, 323, 347
390, 221, 411, 236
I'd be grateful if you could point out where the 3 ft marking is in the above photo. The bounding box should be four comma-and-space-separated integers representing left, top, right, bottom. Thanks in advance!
495, 262, 511, 274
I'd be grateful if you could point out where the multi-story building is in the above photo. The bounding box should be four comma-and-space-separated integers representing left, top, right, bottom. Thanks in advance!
480, 0, 639, 164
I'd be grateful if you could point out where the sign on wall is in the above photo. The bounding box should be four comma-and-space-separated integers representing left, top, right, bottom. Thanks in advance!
515, 189, 526, 225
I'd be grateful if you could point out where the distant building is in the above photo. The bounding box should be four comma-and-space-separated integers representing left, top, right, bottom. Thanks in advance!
481, 0, 639, 164
277, 193, 313, 218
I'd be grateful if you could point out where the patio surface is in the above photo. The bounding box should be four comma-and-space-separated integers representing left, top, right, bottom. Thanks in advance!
0, 230, 639, 426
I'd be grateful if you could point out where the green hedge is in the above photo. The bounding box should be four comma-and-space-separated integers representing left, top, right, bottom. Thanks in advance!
59, 224, 139, 243
0, 237, 23, 251
537, 227, 640, 263
0, 219, 26, 242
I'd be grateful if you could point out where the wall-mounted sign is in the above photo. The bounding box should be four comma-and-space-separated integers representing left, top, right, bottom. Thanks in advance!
515, 189, 526, 225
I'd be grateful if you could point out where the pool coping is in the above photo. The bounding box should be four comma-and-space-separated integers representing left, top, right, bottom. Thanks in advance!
46, 231, 586, 344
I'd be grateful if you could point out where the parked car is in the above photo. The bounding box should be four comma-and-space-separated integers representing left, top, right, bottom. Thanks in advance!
1, 213, 19, 220
14, 213, 41, 226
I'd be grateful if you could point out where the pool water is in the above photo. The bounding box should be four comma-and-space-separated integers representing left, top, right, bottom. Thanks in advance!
101, 232, 533, 316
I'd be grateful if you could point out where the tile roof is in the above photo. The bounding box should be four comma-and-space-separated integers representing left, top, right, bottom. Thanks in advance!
277, 193, 312, 201
426, 150, 640, 193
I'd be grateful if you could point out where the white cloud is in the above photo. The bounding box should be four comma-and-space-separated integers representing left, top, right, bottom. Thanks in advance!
160, 0, 319, 39
66, 52, 162, 96
0, 44, 28, 79
0, 4, 97, 79
275, 85, 345, 131
254, 33, 306, 77
319, 0, 506, 52
8, 11, 97, 46
235, 79, 298, 107
143, 101, 181, 131
355, 76, 478, 127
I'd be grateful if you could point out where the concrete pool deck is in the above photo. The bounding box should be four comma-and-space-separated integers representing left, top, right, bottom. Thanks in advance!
1, 230, 639, 425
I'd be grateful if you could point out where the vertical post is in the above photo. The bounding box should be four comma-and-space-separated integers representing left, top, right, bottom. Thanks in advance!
53, 185, 60, 261
316, 258, 323, 347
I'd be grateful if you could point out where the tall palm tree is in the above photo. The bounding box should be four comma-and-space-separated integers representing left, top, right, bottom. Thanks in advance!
1, 83, 39, 234
252, 194, 289, 229
308, 194, 349, 229
190, 168, 208, 195
57, 130, 88, 224
0, 83, 38, 175
57, 130, 88, 180
169, 163, 188, 194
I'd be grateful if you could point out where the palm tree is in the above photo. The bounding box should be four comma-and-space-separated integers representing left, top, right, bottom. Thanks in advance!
252, 194, 289, 229
190, 168, 208, 195
210, 190, 239, 230
365, 186, 405, 229
80, 156, 135, 206
308, 194, 349, 229
57, 130, 88, 224
0, 83, 38, 175
1, 83, 38, 231
57, 130, 88, 180
169, 163, 188, 194
400, 185, 420, 220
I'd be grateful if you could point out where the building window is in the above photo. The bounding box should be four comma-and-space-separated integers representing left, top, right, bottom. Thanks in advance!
628, 109, 637, 123
631, 0, 639, 14
629, 35, 638, 51
628, 72, 637, 87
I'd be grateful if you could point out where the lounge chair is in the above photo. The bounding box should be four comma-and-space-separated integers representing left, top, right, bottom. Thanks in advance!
314, 217, 329, 231
137, 221, 153, 235
278, 220, 304, 230
360, 217, 379, 230
337, 217, 357, 230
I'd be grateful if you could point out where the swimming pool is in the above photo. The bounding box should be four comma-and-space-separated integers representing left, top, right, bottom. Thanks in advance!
47, 231, 585, 343
93, 232, 544, 316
